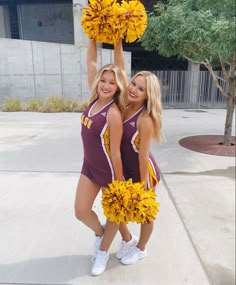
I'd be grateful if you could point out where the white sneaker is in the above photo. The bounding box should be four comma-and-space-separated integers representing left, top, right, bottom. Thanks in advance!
121, 245, 147, 265
91, 250, 109, 276
93, 234, 104, 254
116, 234, 138, 259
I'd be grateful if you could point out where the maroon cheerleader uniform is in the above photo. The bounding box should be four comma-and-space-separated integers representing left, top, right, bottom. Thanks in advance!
80, 99, 115, 187
121, 107, 160, 188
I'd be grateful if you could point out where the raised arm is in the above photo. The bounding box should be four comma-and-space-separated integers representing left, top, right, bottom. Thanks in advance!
86, 39, 98, 91
114, 39, 129, 87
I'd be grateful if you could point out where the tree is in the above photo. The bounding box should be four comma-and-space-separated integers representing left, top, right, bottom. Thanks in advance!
140, 0, 235, 146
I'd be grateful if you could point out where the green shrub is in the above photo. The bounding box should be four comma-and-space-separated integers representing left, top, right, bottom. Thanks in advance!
0, 96, 88, 112
66, 98, 81, 112
26, 98, 44, 111
78, 101, 88, 112
2, 97, 23, 112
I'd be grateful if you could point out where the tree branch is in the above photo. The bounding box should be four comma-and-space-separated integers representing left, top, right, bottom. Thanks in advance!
219, 56, 228, 81
183, 55, 205, 65
205, 60, 228, 98
181, 48, 206, 64
229, 52, 236, 80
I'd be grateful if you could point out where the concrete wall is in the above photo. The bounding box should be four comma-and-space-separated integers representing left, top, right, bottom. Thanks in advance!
0, 38, 131, 104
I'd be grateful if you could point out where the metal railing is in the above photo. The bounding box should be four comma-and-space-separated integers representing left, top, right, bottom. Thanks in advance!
132, 70, 226, 109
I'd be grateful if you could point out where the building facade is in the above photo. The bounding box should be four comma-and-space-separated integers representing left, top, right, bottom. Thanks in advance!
0, 0, 224, 108
0, 0, 187, 70
0, 0, 132, 103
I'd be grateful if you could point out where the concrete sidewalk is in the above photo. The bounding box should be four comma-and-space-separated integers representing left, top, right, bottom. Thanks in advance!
0, 109, 235, 285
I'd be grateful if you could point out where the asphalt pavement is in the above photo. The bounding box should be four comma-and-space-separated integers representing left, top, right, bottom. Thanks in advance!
0, 109, 235, 285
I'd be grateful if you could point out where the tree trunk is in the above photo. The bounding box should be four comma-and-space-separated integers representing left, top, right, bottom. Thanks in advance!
223, 77, 235, 146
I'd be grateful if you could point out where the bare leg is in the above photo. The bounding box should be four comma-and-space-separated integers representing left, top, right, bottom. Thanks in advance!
118, 222, 132, 242
100, 219, 119, 251
74, 174, 103, 236
136, 186, 156, 250
136, 222, 154, 251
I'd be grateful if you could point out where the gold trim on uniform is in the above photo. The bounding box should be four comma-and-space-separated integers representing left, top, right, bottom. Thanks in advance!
102, 127, 111, 158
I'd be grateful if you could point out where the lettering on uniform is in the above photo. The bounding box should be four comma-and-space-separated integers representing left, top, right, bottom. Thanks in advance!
81, 114, 93, 129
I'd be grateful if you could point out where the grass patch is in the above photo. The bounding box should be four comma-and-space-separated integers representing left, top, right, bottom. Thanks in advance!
26, 98, 44, 112
42, 97, 71, 112
1, 97, 88, 112
1, 97, 23, 112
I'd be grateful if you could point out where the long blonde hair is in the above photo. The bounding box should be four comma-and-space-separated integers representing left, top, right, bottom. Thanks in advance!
131, 71, 163, 142
89, 64, 126, 111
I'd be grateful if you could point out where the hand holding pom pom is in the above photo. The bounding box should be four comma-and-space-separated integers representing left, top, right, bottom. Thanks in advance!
102, 179, 159, 224
101, 180, 131, 224
127, 181, 159, 224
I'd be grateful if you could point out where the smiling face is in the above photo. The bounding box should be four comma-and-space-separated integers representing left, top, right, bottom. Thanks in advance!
97, 70, 119, 100
128, 75, 147, 105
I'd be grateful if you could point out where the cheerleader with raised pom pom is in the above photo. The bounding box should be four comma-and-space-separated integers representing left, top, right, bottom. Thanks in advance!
112, 38, 164, 265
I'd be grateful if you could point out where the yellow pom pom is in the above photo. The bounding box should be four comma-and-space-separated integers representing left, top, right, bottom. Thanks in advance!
102, 179, 159, 224
81, 0, 122, 45
102, 180, 131, 224
81, 0, 147, 45
126, 180, 159, 224
119, 0, 147, 43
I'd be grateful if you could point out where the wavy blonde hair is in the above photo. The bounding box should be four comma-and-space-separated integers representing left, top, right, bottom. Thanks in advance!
131, 71, 163, 142
88, 64, 126, 111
